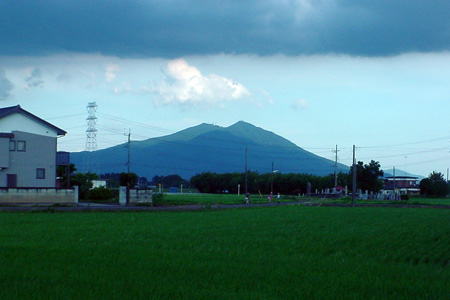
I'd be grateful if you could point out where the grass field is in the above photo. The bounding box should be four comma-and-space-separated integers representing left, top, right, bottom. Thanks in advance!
0, 206, 449, 299
162, 193, 258, 205
161, 193, 450, 206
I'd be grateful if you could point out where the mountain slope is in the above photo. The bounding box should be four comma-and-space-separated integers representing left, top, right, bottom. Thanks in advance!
70, 121, 349, 179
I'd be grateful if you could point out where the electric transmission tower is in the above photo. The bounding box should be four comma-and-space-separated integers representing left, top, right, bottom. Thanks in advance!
85, 102, 98, 152
85, 102, 98, 173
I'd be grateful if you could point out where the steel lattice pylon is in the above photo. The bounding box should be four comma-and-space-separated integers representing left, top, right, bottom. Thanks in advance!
85, 102, 98, 152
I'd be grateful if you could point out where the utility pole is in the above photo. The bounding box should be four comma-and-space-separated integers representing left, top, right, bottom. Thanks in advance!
125, 129, 131, 205
332, 145, 339, 188
271, 161, 274, 195
393, 166, 396, 193
447, 167, 449, 183
245, 148, 248, 195
352, 145, 356, 207
126, 129, 131, 174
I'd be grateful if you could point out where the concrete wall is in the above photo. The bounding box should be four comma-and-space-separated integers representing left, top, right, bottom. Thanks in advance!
119, 187, 153, 205
0, 186, 78, 204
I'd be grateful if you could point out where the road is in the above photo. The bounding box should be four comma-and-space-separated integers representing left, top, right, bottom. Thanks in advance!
0, 201, 449, 212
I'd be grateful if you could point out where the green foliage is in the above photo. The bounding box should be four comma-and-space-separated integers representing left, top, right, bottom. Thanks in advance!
152, 193, 165, 206
99, 173, 122, 188
119, 172, 138, 187
70, 172, 99, 200
350, 160, 384, 192
190, 172, 242, 193
0, 208, 449, 299
152, 174, 189, 188
190, 171, 350, 195
420, 171, 449, 197
88, 187, 114, 202
106, 179, 120, 188
56, 163, 77, 187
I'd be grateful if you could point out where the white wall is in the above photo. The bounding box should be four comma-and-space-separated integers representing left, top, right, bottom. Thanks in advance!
0, 113, 59, 137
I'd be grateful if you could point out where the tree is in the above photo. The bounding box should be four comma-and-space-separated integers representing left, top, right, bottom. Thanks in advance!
99, 173, 122, 188
70, 172, 99, 200
120, 172, 138, 188
190, 172, 222, 193
88, 186, 114, 201
420, 171, 449, 197
350, 160, 384, 193
189, 171, 345, 195
56, 163, 77, 187
152, 175, 188, 188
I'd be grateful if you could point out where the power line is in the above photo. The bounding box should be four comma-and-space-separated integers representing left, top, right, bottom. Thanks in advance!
360, 135, 450, 149
47, 112, 86, 120
96, 112, 174, 134
54, 108, 450, 175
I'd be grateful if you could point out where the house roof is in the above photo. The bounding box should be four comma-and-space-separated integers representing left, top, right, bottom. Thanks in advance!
384, 176, 418, 180
0, 105, 67, 136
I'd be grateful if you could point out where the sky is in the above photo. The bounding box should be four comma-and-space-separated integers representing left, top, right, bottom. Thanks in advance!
1, 0, 449, 177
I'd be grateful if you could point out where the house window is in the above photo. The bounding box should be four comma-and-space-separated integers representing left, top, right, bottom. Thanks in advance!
9, 140, 16, 151
17, 141, 26, 152
36, 168, 45, 179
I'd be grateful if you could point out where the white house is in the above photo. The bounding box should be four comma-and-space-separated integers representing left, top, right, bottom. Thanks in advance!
0, 105, 66, 188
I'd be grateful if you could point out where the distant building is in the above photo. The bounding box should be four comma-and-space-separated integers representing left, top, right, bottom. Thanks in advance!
92, 180, 107, 188
383, 176, 420, 195
0, 105, 66, 188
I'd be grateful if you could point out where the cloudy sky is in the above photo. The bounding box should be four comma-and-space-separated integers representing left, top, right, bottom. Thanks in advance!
1, 0, 449, 177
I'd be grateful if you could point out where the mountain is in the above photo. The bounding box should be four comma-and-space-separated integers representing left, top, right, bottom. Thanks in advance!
70, 121, 349, 180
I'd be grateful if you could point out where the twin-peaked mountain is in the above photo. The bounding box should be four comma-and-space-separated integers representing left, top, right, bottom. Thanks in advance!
70, 121, 349, 180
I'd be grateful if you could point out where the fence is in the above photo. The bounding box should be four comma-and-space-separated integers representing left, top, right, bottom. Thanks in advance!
119, 187, 153, 205
0, 186, 79, 204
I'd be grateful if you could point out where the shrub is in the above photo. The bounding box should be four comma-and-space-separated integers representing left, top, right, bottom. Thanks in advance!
88, 187, 114, 202
400, 194, 409, 201
152, 193, 165, 206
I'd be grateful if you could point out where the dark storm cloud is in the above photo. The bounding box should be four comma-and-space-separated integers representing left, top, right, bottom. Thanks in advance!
1, 0, 448, 58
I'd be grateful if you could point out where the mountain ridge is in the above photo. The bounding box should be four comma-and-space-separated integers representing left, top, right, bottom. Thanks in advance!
70, 121, 349, 179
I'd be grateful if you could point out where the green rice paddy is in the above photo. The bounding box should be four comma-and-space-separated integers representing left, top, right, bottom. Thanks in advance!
0, 206, 449, 299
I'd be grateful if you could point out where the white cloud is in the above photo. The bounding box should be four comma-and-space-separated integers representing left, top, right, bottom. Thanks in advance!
261, 89, 275, 105
105, 63, 120, 82
113, 81, 133, 94
291, 99, 309, 110
153, 58, 250, 107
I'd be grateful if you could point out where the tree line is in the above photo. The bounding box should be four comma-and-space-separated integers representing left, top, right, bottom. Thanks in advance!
58, 160, 449, 199
190, 171, 345, 194
191, 160, 385, 195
